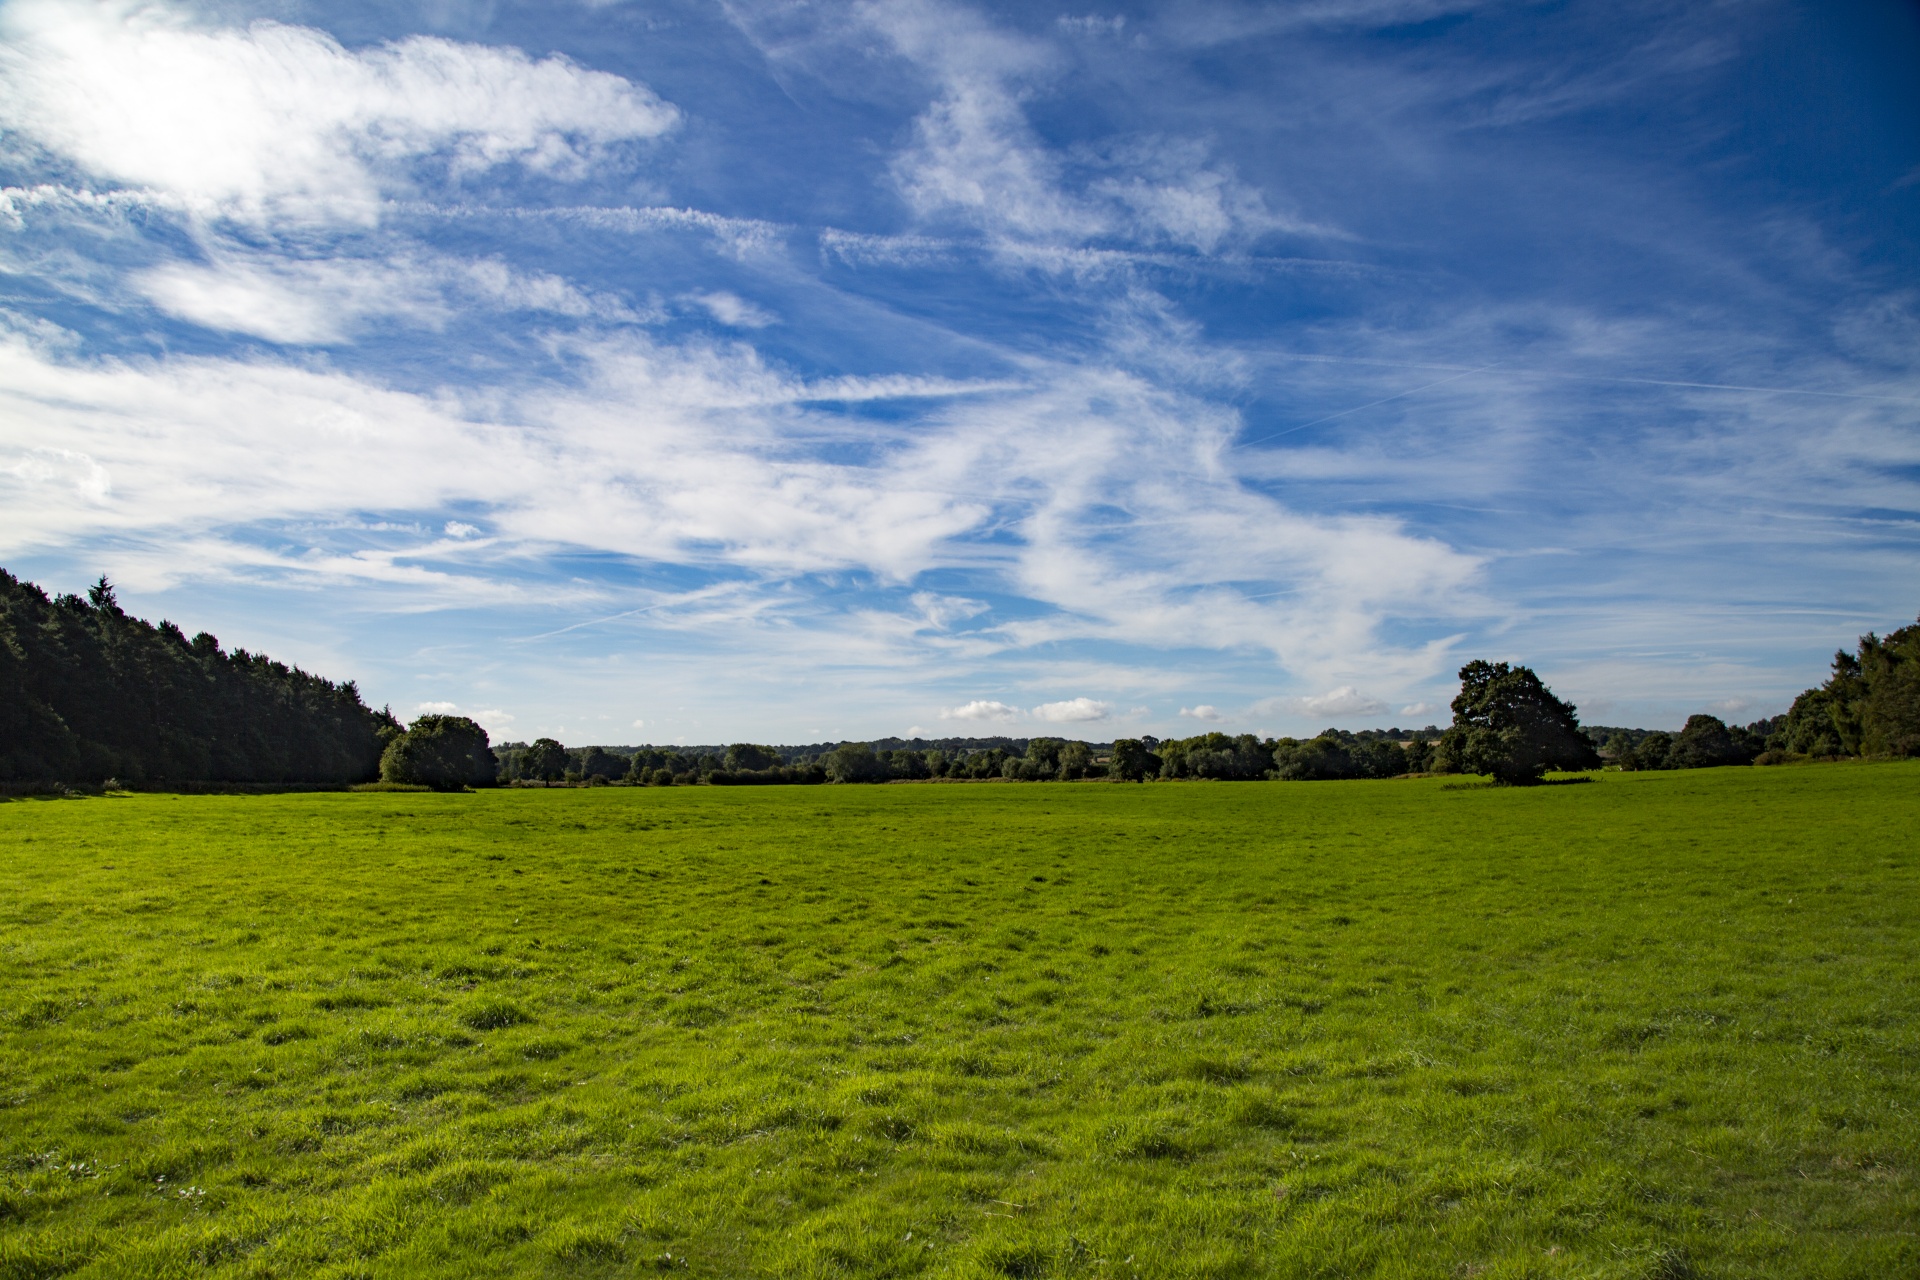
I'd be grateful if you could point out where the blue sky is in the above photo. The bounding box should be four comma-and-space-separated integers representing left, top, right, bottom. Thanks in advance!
1, 0, 1916, 745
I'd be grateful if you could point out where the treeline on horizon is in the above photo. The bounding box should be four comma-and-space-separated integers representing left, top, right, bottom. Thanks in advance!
2, 565, 1916, 789
0, 570, 394, 786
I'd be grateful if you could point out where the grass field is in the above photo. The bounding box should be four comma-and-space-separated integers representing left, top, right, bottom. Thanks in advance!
1, 765, 1916, 1279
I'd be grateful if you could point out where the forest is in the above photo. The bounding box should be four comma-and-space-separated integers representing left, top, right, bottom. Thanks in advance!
0, 571, 393, 785
3, 566, 1915, 789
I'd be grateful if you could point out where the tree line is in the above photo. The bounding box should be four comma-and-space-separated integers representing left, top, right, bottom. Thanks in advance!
0, 571, 393, 785
4, 566, 1914, 789
497, 630, 1920, 789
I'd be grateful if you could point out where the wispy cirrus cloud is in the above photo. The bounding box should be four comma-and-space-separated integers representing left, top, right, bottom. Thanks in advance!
1265, 687, 1391, 720
1, 0, 1912, 746
131, 249, 634, 344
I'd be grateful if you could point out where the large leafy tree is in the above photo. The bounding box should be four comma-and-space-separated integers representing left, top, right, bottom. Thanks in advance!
522, 737, 568, 785
824, 742, 890, 783
1440, 661, 1600, 785
1666, 715, 1754, 769
725, 743, 780, 773
1107, 739, 1161, 782
381, 715, 497, 791
579, 746, 625, 781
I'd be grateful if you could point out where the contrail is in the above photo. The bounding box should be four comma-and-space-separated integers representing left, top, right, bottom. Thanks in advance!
1249, 351, 1920, 406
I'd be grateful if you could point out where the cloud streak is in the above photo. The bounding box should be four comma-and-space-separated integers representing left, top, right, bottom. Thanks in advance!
1, 0, 1912, 741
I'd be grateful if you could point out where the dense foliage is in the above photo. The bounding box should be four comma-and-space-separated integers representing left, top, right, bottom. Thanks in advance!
1768, 616, 1920, 759
1435, 660, 1601, 784
0, 570, 393, 785
379, 715, 498, 791
1599, 716, 1771, 771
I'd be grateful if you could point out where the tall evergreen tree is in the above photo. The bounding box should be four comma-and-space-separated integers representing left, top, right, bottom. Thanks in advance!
1773, 617, 1920, 757
0, 568, 391, 784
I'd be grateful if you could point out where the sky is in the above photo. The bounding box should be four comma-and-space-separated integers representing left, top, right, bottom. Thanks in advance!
1, 0, 1917, 746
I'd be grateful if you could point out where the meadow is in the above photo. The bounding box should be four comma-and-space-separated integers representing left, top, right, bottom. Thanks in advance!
0, 765, 1916, 1279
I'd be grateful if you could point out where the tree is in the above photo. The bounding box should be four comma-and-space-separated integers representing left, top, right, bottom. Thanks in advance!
825, 742, 890, 783
1108, 739, 1161, 782
381, 715, 497, 791
888, 748, 931, 780
1438, 661, 1600, 785
580, 746, 625, 781
1769, 616, 1920, 759
1057, 740, 1095, 779
1667, 715, 1752, 769
1160, 732, 1275, 780
1859, 623, 1920, 757
948, 748, 1004, 779
725, 743, 780, 773
520, 737, 567, 785
0, 567, 388, 785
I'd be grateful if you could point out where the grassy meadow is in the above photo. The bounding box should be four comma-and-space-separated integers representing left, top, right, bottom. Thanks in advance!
1, 765, 1917, 1279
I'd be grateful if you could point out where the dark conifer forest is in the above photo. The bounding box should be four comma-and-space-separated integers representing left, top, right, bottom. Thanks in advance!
0, 570, 394, 785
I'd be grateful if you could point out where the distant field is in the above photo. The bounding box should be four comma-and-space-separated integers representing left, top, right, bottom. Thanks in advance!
1, 767, 1916, 1279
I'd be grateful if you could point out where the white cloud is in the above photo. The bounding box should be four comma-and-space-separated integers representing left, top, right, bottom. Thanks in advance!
1398, 701, 1438, 717
0, 322, 1483, 686
1178, 704, 1223, 721
1297, 687, 1388, 717
0, 0, 678, 226
687, 290, 776, 328
941, 699, 1022, 722
911, 591, 989, 629
1032, 697, 1111, 722
131, 249, 630, 344
415, 700, 460, 714
631, 718, 646, 729
864, 2, 1309, 255
134, 255, 437, 345
444, 521, 481, 539
1, 446, 111, 503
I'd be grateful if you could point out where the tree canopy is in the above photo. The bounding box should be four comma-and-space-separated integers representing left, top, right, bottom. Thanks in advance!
1771, 617, 1920, 759
0, 569, 392, 785
380, 716, 497, 791
1439, 661, 1600, 784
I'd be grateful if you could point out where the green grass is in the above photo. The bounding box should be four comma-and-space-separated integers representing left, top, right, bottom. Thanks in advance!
1, 765, 1916, 1279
